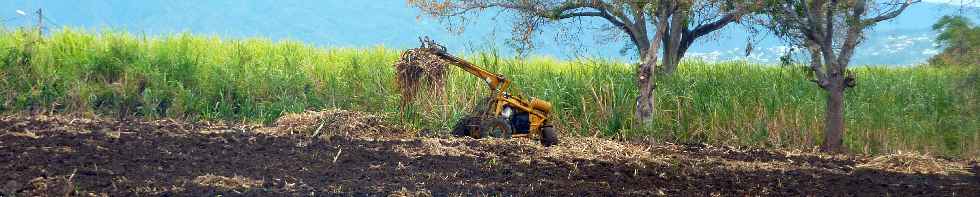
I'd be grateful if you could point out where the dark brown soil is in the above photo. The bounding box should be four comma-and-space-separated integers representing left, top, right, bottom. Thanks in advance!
1, 115, 977, 196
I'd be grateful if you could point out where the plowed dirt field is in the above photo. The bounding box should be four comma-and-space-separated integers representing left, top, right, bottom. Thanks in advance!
1, 114, 977, 196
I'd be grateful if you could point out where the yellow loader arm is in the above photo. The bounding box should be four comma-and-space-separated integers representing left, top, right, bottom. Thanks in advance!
417, 38, 549, 118
417, 38, 510, 97
416, 37, 558, 146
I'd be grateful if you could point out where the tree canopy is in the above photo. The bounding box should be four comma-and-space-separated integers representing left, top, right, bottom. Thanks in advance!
752, 0, 919, 152
929, 15, 979, 67
409, 0, 756, 73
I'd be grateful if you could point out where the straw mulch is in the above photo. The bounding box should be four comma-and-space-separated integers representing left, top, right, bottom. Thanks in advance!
857, 151, 972, 175
540, 137, 661, 165
192, 174, 264, 190
392, 136, 666, 168
260, 108, 415, 140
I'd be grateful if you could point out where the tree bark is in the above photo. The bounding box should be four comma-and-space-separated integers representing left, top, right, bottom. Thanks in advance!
635, 8, 670, 125
635, 51, 659, 125
661, 32, 696, 74
820, 73, 846, 153
661, 10, 686, 74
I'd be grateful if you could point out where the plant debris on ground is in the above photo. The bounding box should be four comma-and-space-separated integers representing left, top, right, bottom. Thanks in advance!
857, 151, 973, 175
260, 108, 415, 140
192, 174, 265, 190
1, 114, 977, 196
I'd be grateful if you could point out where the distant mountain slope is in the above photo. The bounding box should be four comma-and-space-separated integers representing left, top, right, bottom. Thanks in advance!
0, 0, 975, 65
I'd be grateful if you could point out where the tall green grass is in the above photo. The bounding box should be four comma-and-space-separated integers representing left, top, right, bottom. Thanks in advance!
1, 28, 977, 158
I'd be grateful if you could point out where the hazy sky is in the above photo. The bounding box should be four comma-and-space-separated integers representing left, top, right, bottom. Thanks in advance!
0, 1, 975, 65
923, 0, 979, 6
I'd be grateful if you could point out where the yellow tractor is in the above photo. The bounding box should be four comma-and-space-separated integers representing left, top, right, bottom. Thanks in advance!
416, 38, 559, 146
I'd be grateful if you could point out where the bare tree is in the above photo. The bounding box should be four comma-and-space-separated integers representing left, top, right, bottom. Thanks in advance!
409, 0, 756, 124
753, 0, 919, 152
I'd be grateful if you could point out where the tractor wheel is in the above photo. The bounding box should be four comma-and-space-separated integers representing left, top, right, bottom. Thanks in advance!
480, 118, 512, 139
540, 126, 559, 147
452, 116, 480, 138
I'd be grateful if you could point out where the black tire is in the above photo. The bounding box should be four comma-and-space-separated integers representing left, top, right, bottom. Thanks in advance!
452, 116, 480, 138
452, 119, 468, 137
540, 126, 559, 147
480, 118, 512, 139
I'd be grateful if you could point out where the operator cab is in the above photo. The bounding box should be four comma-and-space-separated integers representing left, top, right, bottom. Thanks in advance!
503, 105, 532, 134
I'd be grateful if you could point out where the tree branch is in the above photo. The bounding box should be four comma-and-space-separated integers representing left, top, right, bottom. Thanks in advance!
864, 0, 919, 24
798, 0, 825, 46
838, 0, 867, 69
805, 40, 830, 88
556, 11, 603, 19
557, 10, 626, 28
477, 1, 633, 35
689, 12, 736, 38
688, 1, 755, 38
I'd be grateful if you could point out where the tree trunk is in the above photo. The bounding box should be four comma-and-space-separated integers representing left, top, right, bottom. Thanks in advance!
661, 32, 696, 74
661, 41, 679, 74
821, 76, 846, 153
635, 59, 656, 125
636, 11, 670, 125
661, 11, 686, 74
